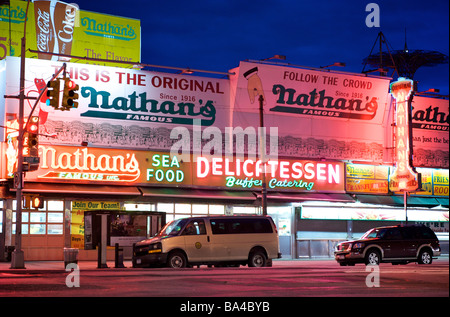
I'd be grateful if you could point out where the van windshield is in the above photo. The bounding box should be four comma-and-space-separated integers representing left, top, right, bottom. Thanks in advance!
157, 219, 189, 237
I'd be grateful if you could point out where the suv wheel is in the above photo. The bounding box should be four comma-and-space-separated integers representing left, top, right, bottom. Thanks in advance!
418, 249, 433, 265
365, 249, 381, 265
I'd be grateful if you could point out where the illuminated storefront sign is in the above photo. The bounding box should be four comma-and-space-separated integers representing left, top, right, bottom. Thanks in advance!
72, 201, 121, 211
195, 155, 344, 192
38, 145, 141, 182
416, 168, 449, 196
16, 145, 193, 186
146, 154, 185, 183
345, 163, 389, 194
301, 206, 449, 222
13, 144, 344, 192
388, 78, 421, 192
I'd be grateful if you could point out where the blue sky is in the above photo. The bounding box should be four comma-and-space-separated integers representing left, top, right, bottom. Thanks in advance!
76, 0, 449, 94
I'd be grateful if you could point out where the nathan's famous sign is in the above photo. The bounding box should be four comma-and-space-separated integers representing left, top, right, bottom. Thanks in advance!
4, 57, 230, 149
0, 0, 140, 66
232, 61, 391, 123
388, 78, 421, 192
14, 144, 344, 193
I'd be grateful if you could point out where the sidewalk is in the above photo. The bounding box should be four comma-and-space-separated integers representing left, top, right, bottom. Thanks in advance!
0, 260, 134, 273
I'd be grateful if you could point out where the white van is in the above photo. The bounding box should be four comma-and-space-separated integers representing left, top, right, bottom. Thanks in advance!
132, 216, 281, 268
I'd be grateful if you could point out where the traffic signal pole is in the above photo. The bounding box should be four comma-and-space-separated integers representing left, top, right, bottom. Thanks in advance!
10, 34, 27, 269
8, 0, 66, 269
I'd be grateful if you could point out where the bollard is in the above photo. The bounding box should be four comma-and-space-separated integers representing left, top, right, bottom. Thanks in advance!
97, 243, 108, 268
97, 243, 101, 268
114, 243, 125, 268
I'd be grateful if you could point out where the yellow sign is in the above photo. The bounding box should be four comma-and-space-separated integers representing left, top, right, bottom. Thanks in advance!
72, 201, 121, 211
345, 163, 389, 194
0, 0, 140, 66
71, 209, 85, 248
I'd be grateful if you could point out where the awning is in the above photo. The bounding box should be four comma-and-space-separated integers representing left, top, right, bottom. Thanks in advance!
139, 187, 256, 201
17, 183, 141, 196
356, 195, 442, 207
435, 197, 449, 207
254, 192, 355, 202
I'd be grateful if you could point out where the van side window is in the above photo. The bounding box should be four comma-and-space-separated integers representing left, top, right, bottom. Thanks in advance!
210, 218, 273, 234
182, 220, 206, 235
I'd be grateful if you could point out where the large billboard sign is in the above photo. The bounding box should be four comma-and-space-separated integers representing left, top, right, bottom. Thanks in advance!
0, 0, 141, 66
230, 61, 392, 163
411, 96, 449, 168
4, 56, 230, 151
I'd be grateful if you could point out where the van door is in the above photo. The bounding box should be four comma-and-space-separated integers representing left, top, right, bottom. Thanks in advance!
181, 219, 210, 263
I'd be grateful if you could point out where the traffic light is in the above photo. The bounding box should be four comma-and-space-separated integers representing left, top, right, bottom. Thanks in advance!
31, 196, 44, 209
46, 79, 61, 109
26, 116, 39, 157
62, 78, 79, 110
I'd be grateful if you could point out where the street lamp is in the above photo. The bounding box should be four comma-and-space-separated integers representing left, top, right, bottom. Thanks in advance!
261, 55, 286, 61
320, 62, 346, 68
258, 95, 268, 216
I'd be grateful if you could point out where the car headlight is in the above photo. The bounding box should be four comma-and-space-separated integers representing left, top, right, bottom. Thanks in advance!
148, 242, 162, 254
352, 242, 365, 249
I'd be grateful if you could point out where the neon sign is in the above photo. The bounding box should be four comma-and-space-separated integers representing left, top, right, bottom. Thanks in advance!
37, 145, 141, 182
388, 78, 421, 192
146, 154, 184, 183
16, 144, 344, 192
196, 156, 343, 192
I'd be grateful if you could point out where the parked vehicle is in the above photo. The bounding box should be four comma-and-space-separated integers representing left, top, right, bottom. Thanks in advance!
334, 224, 441, 266
133, 216, 281, 268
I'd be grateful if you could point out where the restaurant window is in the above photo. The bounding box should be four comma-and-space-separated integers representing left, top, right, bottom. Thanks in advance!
124, 203, 155, 211
155, 203, 228, 221
12, 200, 64, 235
209, 205, 225, 215
175, 203, 191, 214
233, 206, 258, 214
157, 203, 174, 222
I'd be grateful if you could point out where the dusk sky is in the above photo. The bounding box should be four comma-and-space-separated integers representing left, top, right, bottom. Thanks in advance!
76, 0, 449, 94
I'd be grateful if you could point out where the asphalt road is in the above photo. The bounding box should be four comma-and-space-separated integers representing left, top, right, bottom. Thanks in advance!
0, 259, 448, 299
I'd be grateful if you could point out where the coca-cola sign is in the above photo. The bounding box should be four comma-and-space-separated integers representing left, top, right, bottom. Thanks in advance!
36, 7, 52, 54
34, 0, 78, 60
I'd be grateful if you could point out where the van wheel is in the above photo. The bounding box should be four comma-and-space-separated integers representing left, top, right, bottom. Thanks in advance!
248, 250, 267, 267
167, 251, 187, 268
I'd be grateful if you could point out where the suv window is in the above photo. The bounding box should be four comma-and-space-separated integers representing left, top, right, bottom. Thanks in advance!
401, 226, 436, 239
382, 228, 403, 240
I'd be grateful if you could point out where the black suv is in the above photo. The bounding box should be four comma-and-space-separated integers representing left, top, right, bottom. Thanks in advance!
335, 225, 441, 266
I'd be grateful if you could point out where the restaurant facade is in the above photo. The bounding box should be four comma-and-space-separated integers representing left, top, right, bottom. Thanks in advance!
1, 56, 448, 261
0, 1, 448, 262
